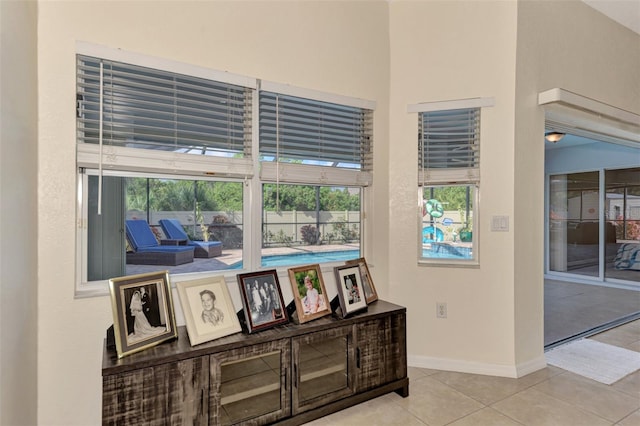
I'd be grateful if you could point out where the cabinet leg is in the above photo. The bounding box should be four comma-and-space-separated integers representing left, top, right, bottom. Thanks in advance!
394, 382, 409, 398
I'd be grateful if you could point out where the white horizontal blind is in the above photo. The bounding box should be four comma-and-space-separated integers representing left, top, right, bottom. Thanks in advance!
419, 108, 480, 184
259, 91, 373, 171
76, 55, 253, 157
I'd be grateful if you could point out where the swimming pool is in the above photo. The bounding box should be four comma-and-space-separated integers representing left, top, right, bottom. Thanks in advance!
230, 249, 360, 269
422, 244, 472, 259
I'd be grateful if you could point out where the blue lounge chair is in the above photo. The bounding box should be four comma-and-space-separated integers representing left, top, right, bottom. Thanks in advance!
159, 219, 223, 258
125, 219, 195, 266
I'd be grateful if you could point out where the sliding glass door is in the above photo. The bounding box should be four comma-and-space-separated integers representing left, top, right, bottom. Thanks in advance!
605, 168, 640, 282
548, 167, 640, 284
549, 171, 600, 278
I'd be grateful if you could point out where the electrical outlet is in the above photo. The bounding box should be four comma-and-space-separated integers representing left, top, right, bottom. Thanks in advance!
436, 302, 447, 318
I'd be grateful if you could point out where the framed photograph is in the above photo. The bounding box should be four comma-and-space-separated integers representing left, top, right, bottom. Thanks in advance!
108, 271, 178, 358
287, 264, 331, 323
345, 257, 379, 304
236, 270, 289, 333
334, 264, 368, 317
176, 276, 242, 346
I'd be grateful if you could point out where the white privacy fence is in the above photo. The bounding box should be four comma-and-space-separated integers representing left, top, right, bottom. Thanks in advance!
127, 210, 361, 244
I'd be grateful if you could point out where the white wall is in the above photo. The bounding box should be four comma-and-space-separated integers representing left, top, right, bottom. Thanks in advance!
36, 1, 389, 424
0, 1, 38, 424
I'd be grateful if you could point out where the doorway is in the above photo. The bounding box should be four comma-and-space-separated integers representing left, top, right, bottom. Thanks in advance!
544, 133, 640, 348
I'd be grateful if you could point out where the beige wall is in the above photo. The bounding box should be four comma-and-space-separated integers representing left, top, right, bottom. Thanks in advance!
512, 0, 640, 364
11, 0, 636, 424
388, 1, 524, 373
36, 1, 389, 423
0, 1, 38, 424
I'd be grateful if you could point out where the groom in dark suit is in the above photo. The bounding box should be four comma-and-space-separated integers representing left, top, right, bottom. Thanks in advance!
140, 286, 161, 326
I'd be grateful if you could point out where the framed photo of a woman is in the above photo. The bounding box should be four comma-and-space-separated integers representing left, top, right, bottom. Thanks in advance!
287, 264, 331, 323
333, 264, 368, 317
108, 271, 178, 358
176, 276, 242, 346
345, 257, 378, 304
236, 270, 289, 333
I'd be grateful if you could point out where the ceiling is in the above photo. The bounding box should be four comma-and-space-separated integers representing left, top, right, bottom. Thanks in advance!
582, 0, 640, 35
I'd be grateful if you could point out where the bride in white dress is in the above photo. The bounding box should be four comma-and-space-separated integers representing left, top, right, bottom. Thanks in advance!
129, 290, 164, 343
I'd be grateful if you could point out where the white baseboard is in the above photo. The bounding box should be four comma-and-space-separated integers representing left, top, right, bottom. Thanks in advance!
408, 353, 548, 378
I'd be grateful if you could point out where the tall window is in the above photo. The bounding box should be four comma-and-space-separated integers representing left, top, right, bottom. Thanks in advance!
258, 86, 374, 266
412, 98, 493, 264
75, 46, 375, 292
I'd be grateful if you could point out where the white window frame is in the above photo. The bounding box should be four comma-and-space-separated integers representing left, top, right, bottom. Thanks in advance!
410, 97, 494, 267
75, 43, 375, 297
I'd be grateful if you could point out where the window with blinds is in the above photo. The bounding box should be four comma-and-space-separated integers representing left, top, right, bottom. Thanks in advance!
419, 108, 480, 184
259, 91, 373, 171
76, 55, 252, 157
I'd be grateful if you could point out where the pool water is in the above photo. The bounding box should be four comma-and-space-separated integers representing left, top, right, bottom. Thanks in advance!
229, 249, 360, 269
422, 245, 472, 259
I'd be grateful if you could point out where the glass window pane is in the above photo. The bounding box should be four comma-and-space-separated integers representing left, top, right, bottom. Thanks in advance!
420, 185, 474, 261
261, 184, 360, 267
83, 173, 243, 282
549, 171, 599, 277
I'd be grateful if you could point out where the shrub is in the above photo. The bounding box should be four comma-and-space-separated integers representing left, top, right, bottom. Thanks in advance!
300, 225, 320, 245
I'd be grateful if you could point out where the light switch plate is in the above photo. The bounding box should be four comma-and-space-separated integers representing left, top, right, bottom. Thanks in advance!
491, 215, 509, 231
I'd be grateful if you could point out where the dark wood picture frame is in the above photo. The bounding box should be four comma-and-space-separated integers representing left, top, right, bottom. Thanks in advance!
287, 264, 331, 323
108, 270, 178, 358
345, 257, 379, 304
333, 264, 368, 317
236, 269, 289, 333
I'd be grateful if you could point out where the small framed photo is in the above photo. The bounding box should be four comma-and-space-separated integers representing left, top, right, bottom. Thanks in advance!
345, 257, 378, 304
287, 264, 331, 323
108, 271, 178, 358
236, 270, 289, 333
176, 276, 242, 346
334, 264, 368, 317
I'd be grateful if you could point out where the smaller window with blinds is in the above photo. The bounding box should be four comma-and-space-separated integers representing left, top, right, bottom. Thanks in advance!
413, 98, 492, 265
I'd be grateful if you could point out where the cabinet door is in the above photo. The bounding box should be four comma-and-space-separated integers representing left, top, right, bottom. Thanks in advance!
210, 338, 290, 425
355, 312, 407, 392
102, 356, 209, 426
292, 325, 355, 415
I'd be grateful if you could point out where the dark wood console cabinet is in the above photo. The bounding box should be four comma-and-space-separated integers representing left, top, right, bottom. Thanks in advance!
102, 300, 408, 425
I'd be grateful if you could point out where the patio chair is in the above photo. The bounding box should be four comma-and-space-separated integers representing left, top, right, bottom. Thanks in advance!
159, 219, 223, 258
125, 219, 195, 266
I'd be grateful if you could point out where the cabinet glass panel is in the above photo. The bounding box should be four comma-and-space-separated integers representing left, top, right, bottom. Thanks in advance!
219, 351, 281, 425
297, 336, 348, 404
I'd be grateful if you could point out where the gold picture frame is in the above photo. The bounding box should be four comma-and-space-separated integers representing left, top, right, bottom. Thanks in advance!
108, 271, 178, 358
287, 264, 331, 323
176, 276, 242, 346
345, 257, 378, 304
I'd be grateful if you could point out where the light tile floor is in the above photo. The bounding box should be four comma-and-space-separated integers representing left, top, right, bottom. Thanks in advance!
305, 320, 640, 426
